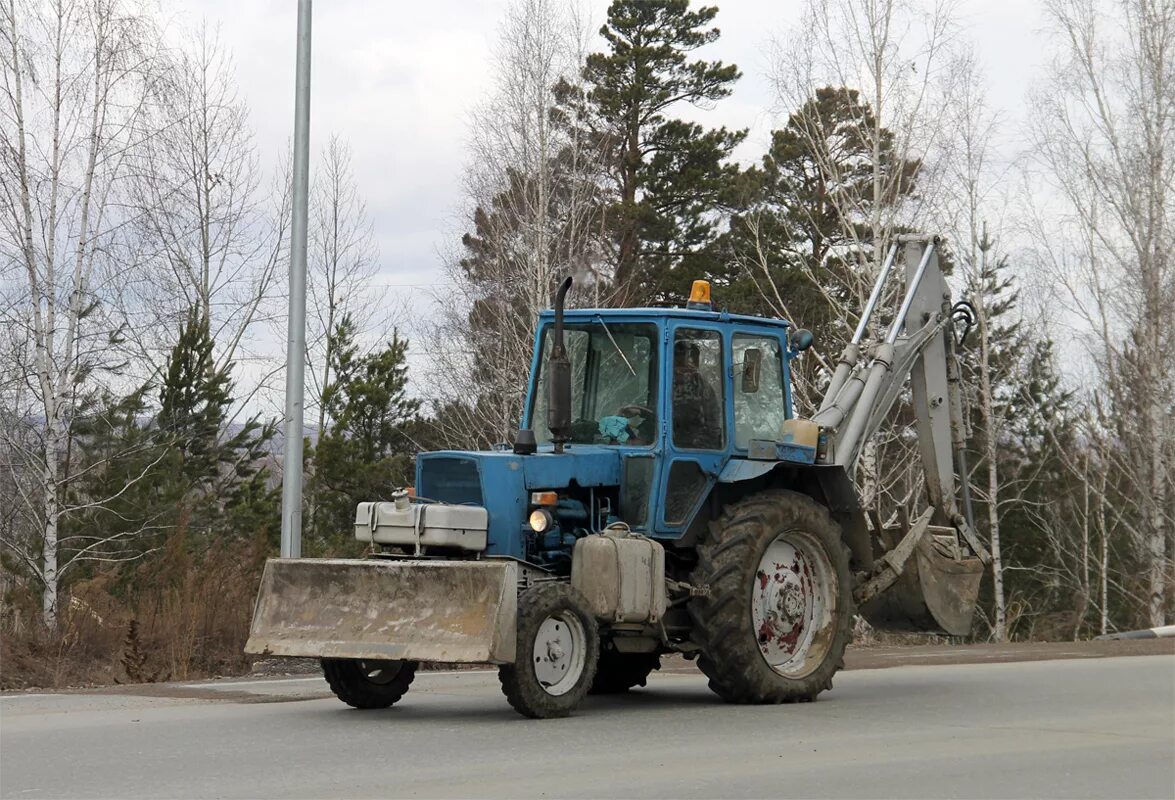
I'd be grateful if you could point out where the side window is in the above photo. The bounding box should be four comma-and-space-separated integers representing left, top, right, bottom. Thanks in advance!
671, 328, 724, 450
733, 334, 786, 449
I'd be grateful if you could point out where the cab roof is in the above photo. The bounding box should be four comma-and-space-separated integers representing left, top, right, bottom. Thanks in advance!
536, 306, 793, 330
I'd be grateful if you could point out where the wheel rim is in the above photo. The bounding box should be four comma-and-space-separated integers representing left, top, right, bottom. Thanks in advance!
751, 531, 838, 678
357, 660, 403, 685
532, 612, 587, 696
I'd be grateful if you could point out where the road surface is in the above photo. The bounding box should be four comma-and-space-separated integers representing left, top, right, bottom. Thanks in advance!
2, 653, 1172, 798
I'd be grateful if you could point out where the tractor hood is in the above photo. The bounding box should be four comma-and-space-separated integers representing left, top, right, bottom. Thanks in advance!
415, 447, 624, 559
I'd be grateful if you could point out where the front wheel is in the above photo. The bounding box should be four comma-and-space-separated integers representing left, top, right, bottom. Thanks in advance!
321, 658, 417, 709
499, 583, 600, 718
689, 489, 852, 703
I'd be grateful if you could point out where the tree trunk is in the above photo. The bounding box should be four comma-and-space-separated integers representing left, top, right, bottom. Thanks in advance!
976, 293, 1006, 642
614, 118, 641, 304
1098, 459, 1109, 636
40, 419, 62, 629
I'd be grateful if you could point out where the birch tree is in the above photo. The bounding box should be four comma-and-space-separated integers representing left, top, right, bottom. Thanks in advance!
428, 0, 604, 446
763, 0, 962, 515
127, 22, 285, 394
938, 53, 1013, 638
769, 0, 960, 317
0, 0, 162, 627
304, 135, 383, 436
1029, 0, 1175, 626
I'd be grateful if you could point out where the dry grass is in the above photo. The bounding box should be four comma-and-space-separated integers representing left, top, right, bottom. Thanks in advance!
1, 534, 268, 690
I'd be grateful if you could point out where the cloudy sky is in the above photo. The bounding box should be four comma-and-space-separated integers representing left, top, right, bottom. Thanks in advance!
187, 0, 1051, 315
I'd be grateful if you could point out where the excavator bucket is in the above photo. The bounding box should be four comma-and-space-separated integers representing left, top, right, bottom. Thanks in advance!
244, 558, 518, 664
859, 533, 984, 636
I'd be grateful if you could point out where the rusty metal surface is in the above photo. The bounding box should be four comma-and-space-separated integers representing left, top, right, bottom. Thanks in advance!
244, 558, 517, 664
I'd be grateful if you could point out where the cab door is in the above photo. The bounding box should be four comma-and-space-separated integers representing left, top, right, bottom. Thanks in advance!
653, 323, 729, 535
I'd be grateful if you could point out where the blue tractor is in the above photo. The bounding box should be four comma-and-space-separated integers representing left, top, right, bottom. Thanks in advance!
247, 237, 989, 718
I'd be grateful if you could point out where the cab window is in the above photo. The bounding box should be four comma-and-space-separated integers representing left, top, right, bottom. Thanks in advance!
732, 334, 786, 449
531, 322, 658, 446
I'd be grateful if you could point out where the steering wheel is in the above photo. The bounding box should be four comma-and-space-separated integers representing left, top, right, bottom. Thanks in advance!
618, 404, 654, 418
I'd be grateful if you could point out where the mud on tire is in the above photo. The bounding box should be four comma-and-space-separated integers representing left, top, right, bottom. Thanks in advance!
321, 658, 417, 709
689, 489, 852, 704
499, 583, 600, 719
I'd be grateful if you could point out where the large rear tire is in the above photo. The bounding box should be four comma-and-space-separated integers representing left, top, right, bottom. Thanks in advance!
499, 583, 599, 718
588, 649, 660, 694
689, 489, 852, 704
321, 658, 417, 709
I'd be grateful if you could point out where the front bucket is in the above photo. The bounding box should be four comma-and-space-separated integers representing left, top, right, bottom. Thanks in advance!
244, 558, 518, 664
859, 537, 983, 636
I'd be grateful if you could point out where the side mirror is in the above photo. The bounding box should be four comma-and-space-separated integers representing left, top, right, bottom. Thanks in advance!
789, 329, 814, 353
741, 348, 762, 393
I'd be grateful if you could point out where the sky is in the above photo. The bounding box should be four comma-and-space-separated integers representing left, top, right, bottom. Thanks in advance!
181, 0, 1057, 399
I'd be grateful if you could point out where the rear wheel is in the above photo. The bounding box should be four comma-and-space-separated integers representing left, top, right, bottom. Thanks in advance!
589, 649, 661, 694
689, 489, 852, 704
499, 583, 599, 718
321, 658, 417, 709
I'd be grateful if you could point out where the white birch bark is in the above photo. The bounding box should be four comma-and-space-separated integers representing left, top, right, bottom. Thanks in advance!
427, 0, 604, 447
0, 0, 161, 627
1031, 0, 1174, 626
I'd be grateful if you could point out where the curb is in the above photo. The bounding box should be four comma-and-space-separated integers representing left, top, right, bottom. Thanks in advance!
1095, 624, 1175, 640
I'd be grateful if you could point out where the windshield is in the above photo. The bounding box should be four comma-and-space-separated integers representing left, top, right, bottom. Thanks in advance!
530, 322, 658, 446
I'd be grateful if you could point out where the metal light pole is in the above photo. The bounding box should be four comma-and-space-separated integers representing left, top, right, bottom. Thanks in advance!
280, 0, 312, 559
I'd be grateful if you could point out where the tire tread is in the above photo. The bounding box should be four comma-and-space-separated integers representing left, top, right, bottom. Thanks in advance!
689, 489, 853, 704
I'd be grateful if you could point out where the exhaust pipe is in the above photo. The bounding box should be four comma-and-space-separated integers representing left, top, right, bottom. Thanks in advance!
548, 277, 573, 453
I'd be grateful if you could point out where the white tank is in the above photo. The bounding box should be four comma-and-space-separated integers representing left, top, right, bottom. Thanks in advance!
571, 527, 666, 623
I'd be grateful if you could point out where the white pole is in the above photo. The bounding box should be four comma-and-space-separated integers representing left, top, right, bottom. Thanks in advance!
280, 0, 312, 559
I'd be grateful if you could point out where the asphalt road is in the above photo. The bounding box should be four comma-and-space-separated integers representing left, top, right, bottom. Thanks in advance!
2, 654, 1172, 799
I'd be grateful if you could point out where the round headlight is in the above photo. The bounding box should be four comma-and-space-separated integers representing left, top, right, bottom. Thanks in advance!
528, 509, 553, 533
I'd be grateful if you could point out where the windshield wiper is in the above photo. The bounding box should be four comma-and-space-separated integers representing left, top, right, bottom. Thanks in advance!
595, 314, 636, 376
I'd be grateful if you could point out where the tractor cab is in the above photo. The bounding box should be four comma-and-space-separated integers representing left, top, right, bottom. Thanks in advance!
518, 296, 806, 539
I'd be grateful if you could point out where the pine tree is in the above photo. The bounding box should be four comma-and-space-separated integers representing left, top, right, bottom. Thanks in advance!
58, 387, 164, 574
576, 0, 744, 304
58, 311, 277, 595
722, 87, 920, 326
309, 316, 421, 552
716, 87, 921, 413
155, 310, 277, 540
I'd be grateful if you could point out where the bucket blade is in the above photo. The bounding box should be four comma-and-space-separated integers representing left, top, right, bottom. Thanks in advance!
859, 537, 983, 636
244, 558, 517, 664
913, 537, 983, 635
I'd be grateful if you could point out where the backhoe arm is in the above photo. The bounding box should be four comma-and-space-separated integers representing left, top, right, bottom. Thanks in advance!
811, 237, 990, 619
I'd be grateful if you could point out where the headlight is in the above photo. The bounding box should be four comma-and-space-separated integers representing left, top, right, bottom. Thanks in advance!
528, 508, 554, 533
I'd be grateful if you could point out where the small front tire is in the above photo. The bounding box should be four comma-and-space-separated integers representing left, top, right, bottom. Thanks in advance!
499, 583, 600, 718
321, 658, 417, 709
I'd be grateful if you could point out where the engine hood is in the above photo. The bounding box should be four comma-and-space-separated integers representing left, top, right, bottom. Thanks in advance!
414, 446, 627, 559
